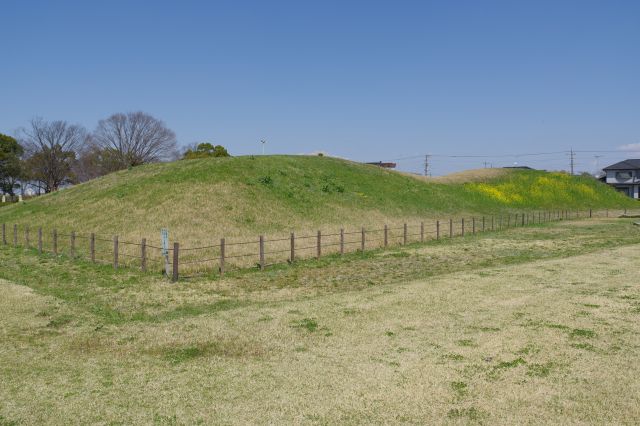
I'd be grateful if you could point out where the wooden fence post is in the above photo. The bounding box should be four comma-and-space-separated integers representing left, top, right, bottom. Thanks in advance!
70, 231, 76, 258
172, 242, 179, 282
13, 224, 17, 247
290, 233, 295, 263
420, 222, 424, 243
403, 223, 407, 245
1, 223, 5, 245
522, 213, 525, 226
461, 218, 465, 237
436, 220, 440, 240
317, 230, 322, 259
38, 228, 42, 253
472, 217, 476, 234
53, 229, 58, 255
141, 238, 147, 272
449, 219, 453, 238
259, 236, 265, 270
589, 208, 592, 218
384, 225, 388, 248
340, 228, 344, 255
361, 227, 365, 252
482, 216, 486, 232
25, 225, 29, 248
220, 238, 226, 275
90, 233, 95, 262
113, 236, 118, 269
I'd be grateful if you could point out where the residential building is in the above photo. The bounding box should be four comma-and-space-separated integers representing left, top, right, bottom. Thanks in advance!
602, 159, 640, 199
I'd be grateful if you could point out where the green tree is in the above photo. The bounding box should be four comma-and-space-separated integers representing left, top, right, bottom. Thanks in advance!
0, 133, 24, 195
183, 143, 230, 159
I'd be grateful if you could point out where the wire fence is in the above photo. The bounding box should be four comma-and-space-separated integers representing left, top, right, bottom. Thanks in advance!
1, 208, 638, 281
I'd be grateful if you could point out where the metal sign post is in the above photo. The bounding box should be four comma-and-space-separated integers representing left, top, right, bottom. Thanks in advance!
161, 228, 170, 278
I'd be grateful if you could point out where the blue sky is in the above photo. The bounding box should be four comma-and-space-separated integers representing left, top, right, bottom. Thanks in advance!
2, 0, 639, 175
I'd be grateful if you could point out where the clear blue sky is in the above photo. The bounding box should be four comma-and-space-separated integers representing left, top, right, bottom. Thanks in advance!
2, 0, 639, 175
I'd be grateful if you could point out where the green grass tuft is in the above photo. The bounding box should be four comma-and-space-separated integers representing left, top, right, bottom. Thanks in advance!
496, 357, 527, 369
570, 328, 596, 339
292, 318, 319, 332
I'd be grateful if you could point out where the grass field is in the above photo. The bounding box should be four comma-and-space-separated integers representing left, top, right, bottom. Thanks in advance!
0, 156, 633, 248
1, 218, 640, 424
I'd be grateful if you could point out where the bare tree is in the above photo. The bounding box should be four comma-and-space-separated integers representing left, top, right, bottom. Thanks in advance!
92, 112, 178, 169
20, 118, 87, 193
73, 136, 128, 183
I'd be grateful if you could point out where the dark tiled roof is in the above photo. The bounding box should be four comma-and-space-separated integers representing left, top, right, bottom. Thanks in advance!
603, 159, 640, 170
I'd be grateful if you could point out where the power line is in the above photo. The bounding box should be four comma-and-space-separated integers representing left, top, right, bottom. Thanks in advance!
389, 150, 569, 161
388, 148, 640, 163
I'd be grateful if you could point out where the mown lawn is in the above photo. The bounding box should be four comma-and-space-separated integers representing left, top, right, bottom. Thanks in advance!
1, 218, 640, 424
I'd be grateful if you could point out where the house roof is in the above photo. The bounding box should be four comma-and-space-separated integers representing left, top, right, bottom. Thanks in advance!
603, 159, 640, 170
503, 166, 534, 170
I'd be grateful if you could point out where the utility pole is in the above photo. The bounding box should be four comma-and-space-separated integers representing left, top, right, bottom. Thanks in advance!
424, 154, 431, 177
569, 148, 575, 175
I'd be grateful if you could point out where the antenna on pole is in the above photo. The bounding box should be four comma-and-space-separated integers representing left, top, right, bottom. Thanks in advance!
261, 139, 267, 155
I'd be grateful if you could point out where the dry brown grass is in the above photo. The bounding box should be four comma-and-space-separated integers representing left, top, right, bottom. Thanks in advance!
401, 167, 510, 184
1, 220, 640, 424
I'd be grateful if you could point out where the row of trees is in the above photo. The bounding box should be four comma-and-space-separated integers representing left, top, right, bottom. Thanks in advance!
0, 112, 230, 196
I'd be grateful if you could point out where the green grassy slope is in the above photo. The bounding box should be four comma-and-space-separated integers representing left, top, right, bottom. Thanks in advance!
0, 155, 633, 244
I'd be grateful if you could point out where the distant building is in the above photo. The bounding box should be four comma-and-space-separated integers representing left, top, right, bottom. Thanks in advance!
602, 159, 640, 199
366, 161, 397, 169
503, 166, 534, 170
